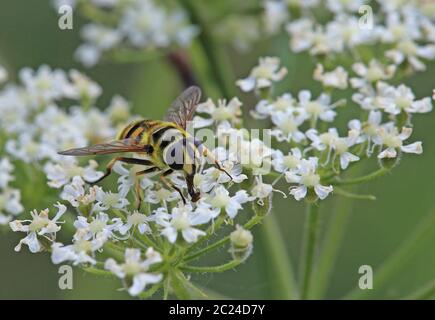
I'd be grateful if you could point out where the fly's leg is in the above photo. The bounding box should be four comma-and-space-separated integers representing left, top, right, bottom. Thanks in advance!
134, 167, 160, 210
201, 146, 233, 180
87, 157, 154, 185
160, 169, 186, 205
185, 173, 200, 202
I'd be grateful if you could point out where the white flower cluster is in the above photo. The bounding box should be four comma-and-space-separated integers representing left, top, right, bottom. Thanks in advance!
0, 158, 23, 225
236, 55, 432, 201
57, 0, 199, 67
261, 0, 435, 71
2, 66, 259, 296
4, 0, 435, 294
0, 65, 127, 165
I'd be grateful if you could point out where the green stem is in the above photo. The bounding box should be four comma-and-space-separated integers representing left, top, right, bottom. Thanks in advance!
181, 0, 236, 98
183, 214, 262, 263
180, 259, 242, 273
329, 168, 390, 186
82, 267, 114, 277
103, 242, 125, 261
299, 203, 321, 300
184, 214, 225, 256
187, 284, 230, 300
333, 186, 376, 201
138, 283, 162, 299
170, 270, 191, 300
260, 214, 298, 299
402, 277, 435, 300
309, 164, 366, 299
344, 209, 435, 299
309, 195, 355, 298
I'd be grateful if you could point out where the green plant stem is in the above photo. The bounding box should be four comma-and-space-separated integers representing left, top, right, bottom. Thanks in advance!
181, 0, 236, 98
344, 209, 435, 299
138, 283, 162, 299
309, 164, 367, 299
260, 214, 298, 299
183, 214, 262, 263
187, 284, 230, 300
184, 215, 225, 256
82, 267, 114, 277
329, 167, 390, 186
333, 186, 376, 201
402, 277, 435, 300
170, 270, 192, 300
180, 259, 242, 273
299, 203, 321, 300
309, 195, 356, 299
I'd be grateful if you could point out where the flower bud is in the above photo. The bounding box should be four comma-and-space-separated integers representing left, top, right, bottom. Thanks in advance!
229, 225, 253, 261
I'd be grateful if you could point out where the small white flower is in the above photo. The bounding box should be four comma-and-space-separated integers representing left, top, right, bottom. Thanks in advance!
263, 0, 289, 34
64, 69, 102, 102
155, 205, 207, 244
381, 84, 433, 115
10, 203, 66, 252
286, 158, 333, 201
118, 211, 151, 235
287, 18, 334, 55
207, 185, 253, 219
236, 56, 287, 92
251, 176, 286, 203
216, 15, 261, 52
51, 229, 107, 266
61, 176, 98, 207
386, 39, 435, 71
105, 248, 163, 296
313, 64, 348, 89
107, 95, 131, 123
144, 185, 180, 204
44, 158, 104, 188
94, 187, 129, 211
193, 97, 242, 128
0, 157, 14, 189
374, 125, 423, 159
270, 111, 306, 142
350, 60, 396, 89
348, 110, 383, 155
118, 0, 198, 50
306, 128, 360, 169
0, 65, 8, 84
298, 90, 338, 124
352, 81, 396, 112
74, 212, 122, 241
19, 65, 69, 106
239, 138, 273, 174
75, 44, 101, 68
272, 148, 302, 173
0, 188, 24, 225
251, 93, 298, 119
113, 162, 154, 198
196, 148, 247, 193
6, 133, 55, 163
80, 24, 122, 51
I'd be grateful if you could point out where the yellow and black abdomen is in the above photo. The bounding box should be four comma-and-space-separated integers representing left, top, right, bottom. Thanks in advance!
116, 119, 201, 175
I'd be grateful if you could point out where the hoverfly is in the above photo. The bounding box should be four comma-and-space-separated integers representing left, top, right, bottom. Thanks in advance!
58, 86, 231, 207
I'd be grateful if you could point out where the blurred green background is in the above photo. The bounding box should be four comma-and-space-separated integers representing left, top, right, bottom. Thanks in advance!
1, 0, 435, 299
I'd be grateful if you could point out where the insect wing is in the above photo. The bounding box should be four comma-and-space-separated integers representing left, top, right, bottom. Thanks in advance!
164, 86, 202, 129
58, 139, 146, 156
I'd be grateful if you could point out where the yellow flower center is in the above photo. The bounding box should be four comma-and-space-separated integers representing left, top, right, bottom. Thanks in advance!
301, 173, 320, 187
